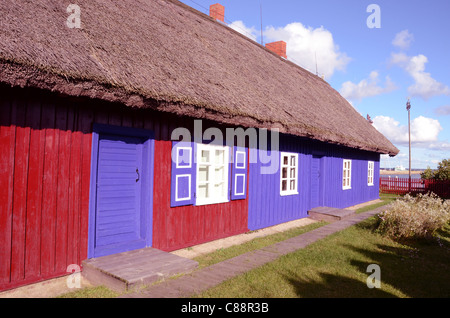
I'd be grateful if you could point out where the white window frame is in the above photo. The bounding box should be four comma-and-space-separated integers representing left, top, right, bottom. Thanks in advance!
367, 161, 374, 186
280, 152, 299, 196
195, 143, 230, 206
343, 159, 352, 190
175, 147, 192, 169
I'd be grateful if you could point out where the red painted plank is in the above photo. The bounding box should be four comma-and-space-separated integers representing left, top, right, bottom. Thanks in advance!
67, 105, 81, 267
151, 137, 165, 249
24, 100, 45, 280
10, 98, 30, 283
78, 107, 94, 265
40, 101, 58, 276
0, 99, 14, 286
55, 105, 70, 274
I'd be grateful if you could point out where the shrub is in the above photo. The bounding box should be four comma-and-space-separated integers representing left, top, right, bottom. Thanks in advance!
377, 193, 450, 240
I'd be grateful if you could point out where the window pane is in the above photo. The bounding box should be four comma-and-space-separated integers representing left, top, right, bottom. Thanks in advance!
282, 180, 287, 191
282, 167, 287, 178
198, 166, 209, 182
214, 182, 224, 196
290, 180, 295, 191
201, 150, 210, 163
283, 156, 288, 165
215, 149, 224, 164
290, 168, 295, 178
291, 156, 296, 166
215, 166, 224, 181
197, 184, 208, 199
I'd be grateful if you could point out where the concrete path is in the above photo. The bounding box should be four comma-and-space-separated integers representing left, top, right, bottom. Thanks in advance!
121, 207, 384, 298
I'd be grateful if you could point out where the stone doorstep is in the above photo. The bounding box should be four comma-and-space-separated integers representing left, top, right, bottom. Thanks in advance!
81, 247, 199, 293
307, 206, 356, 222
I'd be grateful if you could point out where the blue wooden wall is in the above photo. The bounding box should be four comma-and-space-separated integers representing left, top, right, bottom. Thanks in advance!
248, 133, 380, 231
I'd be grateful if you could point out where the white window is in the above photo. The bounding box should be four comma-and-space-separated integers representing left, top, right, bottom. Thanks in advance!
196, 144, 229, 205
368, 161, 374, 186
280, 152, 299, 196
343, 159, 352, 190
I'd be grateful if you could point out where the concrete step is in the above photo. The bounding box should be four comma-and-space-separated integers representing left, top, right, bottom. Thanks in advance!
308, 206, 355, 222
82, 247, 198, 293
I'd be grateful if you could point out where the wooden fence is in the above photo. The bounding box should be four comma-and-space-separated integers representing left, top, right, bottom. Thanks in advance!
379, 176, 450, 198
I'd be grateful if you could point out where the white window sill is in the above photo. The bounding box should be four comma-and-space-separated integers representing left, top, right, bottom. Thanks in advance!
342, 187, 352, 190
195, 198, 230, 206
280, 191, 299, 196
368, 183, 374, 187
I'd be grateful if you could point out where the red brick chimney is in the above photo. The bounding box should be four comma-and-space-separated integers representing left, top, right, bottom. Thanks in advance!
209, 3, 225, 23
265, 41, 287, 59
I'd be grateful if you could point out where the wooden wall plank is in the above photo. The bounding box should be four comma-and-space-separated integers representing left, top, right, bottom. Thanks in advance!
24, 99, 45, 280
10, 97, 30, 283
67, 104, 81, 267
40, 101, 58, 277
55, 105, 70, 275
78, 107, 93, 265
0, 97, 14, 287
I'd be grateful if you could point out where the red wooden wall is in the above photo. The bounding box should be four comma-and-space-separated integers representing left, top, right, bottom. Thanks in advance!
0, 85, 249, 291
0, 87, 93, 291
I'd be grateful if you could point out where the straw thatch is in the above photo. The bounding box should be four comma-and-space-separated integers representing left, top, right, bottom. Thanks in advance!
0, 0, 398, 155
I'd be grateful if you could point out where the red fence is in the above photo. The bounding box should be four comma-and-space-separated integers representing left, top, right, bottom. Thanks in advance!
379, 176, 450, 198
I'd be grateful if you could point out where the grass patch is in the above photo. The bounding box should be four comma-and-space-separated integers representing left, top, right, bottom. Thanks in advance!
57, 285, 118, 298
198, 217, 450, 298
194, 221, 327, 268
355, 193, 400, 214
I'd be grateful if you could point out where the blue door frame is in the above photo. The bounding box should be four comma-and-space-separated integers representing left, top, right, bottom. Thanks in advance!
88, 124, 155, 258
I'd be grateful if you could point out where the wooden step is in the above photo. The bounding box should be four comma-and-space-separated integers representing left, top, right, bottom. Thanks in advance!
308, 206, 355, 222
82, 247, 198, 293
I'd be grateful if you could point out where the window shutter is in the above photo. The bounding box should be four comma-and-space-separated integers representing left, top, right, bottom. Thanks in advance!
231, 146, 247, 200
170, 141, 195, 207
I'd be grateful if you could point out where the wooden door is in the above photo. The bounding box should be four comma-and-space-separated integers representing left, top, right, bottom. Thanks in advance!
89, 125, 154, 258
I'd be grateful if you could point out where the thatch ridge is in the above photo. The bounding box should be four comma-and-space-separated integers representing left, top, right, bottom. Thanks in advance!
0, 0, 398, 155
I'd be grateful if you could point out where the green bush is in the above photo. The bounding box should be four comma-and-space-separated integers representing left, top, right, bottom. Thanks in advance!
420, 158, 450, 181
377, 193, 450, 240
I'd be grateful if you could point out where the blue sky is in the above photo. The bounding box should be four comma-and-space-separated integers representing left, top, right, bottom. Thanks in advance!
180, 0, 450, 169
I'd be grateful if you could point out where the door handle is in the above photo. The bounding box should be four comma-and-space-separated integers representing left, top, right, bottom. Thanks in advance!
136, 168, 140, 182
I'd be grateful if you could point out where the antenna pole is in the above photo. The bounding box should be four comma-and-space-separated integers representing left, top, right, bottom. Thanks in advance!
315, 52, 318, 75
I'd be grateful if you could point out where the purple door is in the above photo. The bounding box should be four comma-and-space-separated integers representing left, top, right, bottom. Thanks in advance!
89, 125, 154, 258
310, 155, 323, 208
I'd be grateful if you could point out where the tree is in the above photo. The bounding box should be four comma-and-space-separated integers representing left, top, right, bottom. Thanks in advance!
434, 159, 450, 181
421, 159, 450, 181
420, 166, 435, 180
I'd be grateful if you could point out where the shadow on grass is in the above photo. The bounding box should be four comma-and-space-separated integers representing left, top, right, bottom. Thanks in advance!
347, 242, 450, 298
284, 218, 450, 298
284, 239, 450, 298
284, 270, 397, 298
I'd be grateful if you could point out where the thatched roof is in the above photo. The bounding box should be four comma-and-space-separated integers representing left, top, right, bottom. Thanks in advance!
0, 0, 398, 155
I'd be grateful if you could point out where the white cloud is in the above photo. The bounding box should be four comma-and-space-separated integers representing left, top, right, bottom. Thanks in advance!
392, 30, 414, 50
340, 71, 396, 101
390, 52, 450, 99
372, 115, 444, 147
435, 105, 450, 116
228, 20, 258, 42
264, 22, 350, 79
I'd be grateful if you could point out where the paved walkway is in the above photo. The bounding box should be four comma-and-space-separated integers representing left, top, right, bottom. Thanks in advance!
121, 207, 384, 298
